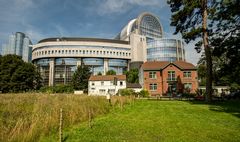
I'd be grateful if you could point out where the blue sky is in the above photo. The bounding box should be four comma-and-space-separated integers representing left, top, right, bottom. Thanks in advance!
0, 0, 200, 64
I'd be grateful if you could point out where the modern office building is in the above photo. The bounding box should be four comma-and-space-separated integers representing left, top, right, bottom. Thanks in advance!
33, 12, 186, 86
115, 12, 185, 62
1, 32, 32, 62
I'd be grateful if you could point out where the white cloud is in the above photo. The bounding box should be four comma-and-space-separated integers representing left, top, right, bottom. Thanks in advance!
25, 29, 45, 42
97, 0, 166, 15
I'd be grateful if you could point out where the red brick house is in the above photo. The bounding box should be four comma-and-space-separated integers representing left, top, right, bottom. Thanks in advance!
140, 61, 198, 96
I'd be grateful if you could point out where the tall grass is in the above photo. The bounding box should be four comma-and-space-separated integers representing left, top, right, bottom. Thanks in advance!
0, 93, 133, 142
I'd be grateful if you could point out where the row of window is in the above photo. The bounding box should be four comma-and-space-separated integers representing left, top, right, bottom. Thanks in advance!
149, 83, 192, 91
149, 71, 192, 79
91, 81, 124, 86
33, 49, 131, 57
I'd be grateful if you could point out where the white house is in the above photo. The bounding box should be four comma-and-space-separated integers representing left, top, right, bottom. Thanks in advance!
88, 75, 126, 96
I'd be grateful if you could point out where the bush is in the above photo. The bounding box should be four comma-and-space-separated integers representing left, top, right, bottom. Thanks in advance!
182, 93, 196, 98
139, 89, 150, 98
118, 89, 134, 96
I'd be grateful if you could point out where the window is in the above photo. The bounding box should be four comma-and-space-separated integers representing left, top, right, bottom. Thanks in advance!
109, 89, 115, 94
99, 89, 105, 93
184, 83, 192, 92
183, 71, 191, 78
91, 82, 95, 86
184, 83, 192, 89
101, 81, 104, 86
120, 81, 123, 86
149, 72, 157, 79
168, 71, 176, 81
91, 88, 95, 90
150, 83, 157, 91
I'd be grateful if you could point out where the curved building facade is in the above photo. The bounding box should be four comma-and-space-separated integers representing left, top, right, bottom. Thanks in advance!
33, 12, 186, 86
147, 39, 185, 61
32, 38, 131, 86
116, 12, 185, 62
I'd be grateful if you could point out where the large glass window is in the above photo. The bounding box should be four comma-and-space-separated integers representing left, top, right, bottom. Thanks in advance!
35, 59, 50, 86
109, 59, 128, 75
139, 14, 162, 39
55, 58, 77, 85
146, 39, 185, 62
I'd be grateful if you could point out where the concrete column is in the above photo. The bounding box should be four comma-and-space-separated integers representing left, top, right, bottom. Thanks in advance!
103, 58, 109, 75
127, 60, 130, 71
49, 58, 55, 86
77, 58, 81, 66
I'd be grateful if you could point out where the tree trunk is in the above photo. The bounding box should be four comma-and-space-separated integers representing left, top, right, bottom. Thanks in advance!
202, 0, 213, 102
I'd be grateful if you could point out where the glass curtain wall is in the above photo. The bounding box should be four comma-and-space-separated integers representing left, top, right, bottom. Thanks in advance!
55, 58, 77, 85
139, 15, 162, 39
35, 59, 50, 86
82, 58, 104, 75
109, 59, 128, 75
147, 39, 184, 62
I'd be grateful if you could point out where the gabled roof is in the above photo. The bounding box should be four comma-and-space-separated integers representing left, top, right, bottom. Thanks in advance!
173, 61, 196, 70
141, 61, 169, 70
142, 61, 196, 71
89, 75, 126, 81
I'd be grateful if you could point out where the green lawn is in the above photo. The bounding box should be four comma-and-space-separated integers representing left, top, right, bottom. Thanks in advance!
52, 100, 240, 142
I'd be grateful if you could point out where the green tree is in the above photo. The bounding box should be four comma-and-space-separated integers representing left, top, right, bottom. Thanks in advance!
124, 69, 139, 83
106, 70, 116, 75
72, 64, 91, 91
210, 0, 240, 89
0, 54, 42, 93
168, 0, 214, 102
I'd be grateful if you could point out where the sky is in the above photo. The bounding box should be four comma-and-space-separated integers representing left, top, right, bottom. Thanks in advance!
0, 0, 201, 65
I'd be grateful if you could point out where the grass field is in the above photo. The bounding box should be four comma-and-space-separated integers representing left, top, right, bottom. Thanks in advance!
61, 100, 240, 142
0, 93, 133, 142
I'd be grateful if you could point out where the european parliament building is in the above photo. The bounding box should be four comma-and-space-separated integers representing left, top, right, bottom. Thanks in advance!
32, 12, 185, 86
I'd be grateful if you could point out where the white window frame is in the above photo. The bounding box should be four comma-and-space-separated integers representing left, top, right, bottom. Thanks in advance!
149, 71, 157, 79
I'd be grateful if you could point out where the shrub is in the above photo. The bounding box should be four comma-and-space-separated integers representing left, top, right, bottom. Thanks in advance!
118, 89, 134, 96
139, 89, 150, 98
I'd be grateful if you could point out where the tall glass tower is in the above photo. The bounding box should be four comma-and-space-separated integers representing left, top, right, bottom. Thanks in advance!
1, 32, 32, 62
